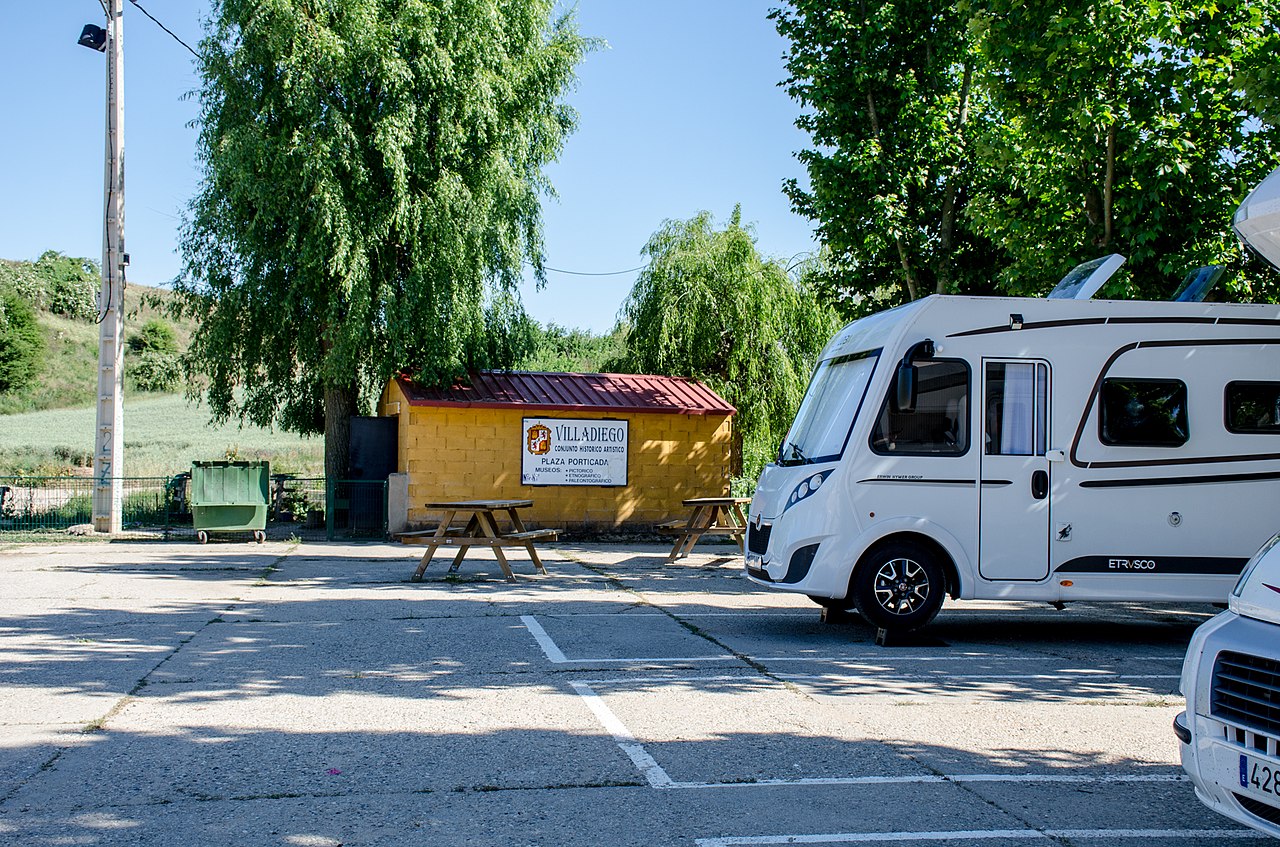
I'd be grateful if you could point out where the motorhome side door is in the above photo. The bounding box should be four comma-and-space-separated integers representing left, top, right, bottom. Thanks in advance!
979, 360, 1051, 580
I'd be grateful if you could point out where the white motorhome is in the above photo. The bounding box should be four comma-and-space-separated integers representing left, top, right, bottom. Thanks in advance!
746, 168, 1280, 632
745, 293, 1280, 631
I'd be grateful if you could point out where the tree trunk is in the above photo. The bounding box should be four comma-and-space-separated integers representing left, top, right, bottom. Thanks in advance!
1101, 124, 1116, 248
894, 236, 919, 301
936, 61, 974, 295
324, 381, 358, 484
866, 88, 920, 301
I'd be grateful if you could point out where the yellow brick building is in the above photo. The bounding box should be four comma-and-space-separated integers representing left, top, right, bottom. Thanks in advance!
378, 371, 737, 528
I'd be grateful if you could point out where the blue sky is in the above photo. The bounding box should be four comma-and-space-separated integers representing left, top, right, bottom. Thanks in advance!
0, 2, 815, 334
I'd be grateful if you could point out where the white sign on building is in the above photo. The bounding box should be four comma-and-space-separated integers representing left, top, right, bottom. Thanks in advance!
521, 417, 628, 487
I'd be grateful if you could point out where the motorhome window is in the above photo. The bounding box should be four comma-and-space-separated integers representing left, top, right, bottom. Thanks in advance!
985, 362, 1048, 455
1099, 379, 1188, 447
870, 360, 970, 455
779, 351, 880, 465
1225, 381, 1280, 434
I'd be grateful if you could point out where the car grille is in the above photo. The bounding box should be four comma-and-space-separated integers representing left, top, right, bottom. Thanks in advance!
1234, 793, 1280, 826
1212, 651, 1280, 736
1222, 724, 1279, 758
747, 522, 771, 555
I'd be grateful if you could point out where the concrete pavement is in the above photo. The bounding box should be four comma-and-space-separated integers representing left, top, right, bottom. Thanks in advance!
0, 538, 1260, 845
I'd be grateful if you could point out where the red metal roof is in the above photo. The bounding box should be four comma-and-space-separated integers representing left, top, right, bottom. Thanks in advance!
396, 371, 736, 416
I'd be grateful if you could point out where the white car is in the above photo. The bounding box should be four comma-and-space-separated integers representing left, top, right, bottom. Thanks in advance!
1177, 532, 1280, 838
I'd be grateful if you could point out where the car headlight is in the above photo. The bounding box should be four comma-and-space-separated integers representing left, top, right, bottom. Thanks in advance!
786, 471, 831, 511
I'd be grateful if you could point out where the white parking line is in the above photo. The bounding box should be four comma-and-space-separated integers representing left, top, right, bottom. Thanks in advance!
521, 615, 1180, 669
565, 676, 1187, 792
671, 773, 1186, 790
781, 672, 1180, 682
537, 612, 813, 618
695, 829, 1264, 845
520, 615, 569, 663
758, 655, 1182, 663
579, 674, 771, 685
520, 614, 733, 664
569, 680, 675, 788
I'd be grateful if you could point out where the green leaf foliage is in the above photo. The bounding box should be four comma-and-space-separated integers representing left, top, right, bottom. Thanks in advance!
516, 321, 626, 373
0, 286, 45, 393
968, 0, 1280, 300
774, 0, 1280, 305
175, 0, 593, 471
128, 318, 179, 355
128, 350, 182, 393
772, 0, 1001, 314
609, 207, 840, 482
0, 253, 99, 321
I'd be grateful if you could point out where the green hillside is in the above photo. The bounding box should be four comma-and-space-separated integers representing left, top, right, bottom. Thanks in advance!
0, 254, 196, 415
1, 253, 322, 478
2, 393, 323, 478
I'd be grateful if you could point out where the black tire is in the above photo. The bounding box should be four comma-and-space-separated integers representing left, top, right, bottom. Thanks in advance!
850, 540, 946, 632
197, 530, 208, 544
254, 530, 266, 544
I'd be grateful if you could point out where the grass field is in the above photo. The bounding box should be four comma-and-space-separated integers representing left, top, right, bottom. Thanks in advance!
2, 394, 324, 478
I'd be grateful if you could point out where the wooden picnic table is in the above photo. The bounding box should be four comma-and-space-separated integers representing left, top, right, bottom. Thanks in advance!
401, 500, 558, 582
657, 496, 751, 562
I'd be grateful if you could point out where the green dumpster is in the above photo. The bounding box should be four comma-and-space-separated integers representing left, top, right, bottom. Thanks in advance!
191, 460, 270, 543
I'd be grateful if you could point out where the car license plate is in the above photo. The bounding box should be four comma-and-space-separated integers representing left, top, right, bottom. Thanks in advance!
1240, 753, 1280, 805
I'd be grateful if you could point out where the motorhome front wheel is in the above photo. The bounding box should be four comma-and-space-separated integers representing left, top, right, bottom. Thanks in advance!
852, 540, 945, 632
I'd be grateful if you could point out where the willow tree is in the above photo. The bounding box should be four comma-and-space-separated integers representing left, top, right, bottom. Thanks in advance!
176, 0, 591, 478
610, 207, 839, 483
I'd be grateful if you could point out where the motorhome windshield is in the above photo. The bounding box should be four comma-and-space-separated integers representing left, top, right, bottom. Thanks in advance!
779, 351, 879, 465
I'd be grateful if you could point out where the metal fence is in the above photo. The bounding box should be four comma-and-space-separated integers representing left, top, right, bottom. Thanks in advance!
0, 475, 383, 541
326, 479, 388, 541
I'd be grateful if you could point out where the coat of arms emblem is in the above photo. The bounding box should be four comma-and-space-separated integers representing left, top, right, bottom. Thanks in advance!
526, 424, 552, 455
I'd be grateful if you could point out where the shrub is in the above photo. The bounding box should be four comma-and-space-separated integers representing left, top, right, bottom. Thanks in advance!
128, 349, 182, 392
34, 251, 99, 321
0, 286, 45, 392
128, 318, 179, 355
0, 260, 44, 304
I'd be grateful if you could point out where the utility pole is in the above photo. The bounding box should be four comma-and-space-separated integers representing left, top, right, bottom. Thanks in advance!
93, 0, 126, 534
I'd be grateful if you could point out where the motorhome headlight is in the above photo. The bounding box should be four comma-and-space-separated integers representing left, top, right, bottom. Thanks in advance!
785, 471, 831, 513
1233, 531, 1280, 598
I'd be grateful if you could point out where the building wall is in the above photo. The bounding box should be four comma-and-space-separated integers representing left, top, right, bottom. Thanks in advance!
378, 380, 732, 528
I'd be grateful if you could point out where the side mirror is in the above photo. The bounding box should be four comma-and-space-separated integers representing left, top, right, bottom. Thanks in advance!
894, 363, 918, 413
892, 338, 934, 414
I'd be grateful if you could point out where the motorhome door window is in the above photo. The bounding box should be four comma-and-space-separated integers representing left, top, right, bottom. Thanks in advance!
1225, 381, 1280, 434
780, 351, 880, 465
984, 362, 1048, 455
871, 360, 970, 455
1099, 378, 1189, 447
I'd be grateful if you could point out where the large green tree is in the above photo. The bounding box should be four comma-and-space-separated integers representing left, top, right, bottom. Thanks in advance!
610, 207, 839, 483
177, 0, 591, 478
772, 0, 998, 315
969, 0, 1280, 299
774, 0, 1280, 305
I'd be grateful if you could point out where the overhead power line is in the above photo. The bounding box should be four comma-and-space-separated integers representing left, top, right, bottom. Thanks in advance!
536, 263, 649, 277
128, 0, 199, 58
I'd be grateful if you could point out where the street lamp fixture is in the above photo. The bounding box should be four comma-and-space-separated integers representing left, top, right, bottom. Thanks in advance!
78, 24, 107, 52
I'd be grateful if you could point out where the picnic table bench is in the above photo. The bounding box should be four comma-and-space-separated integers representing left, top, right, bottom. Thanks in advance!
658, 496, 751, 562
400, 500, 557, 582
